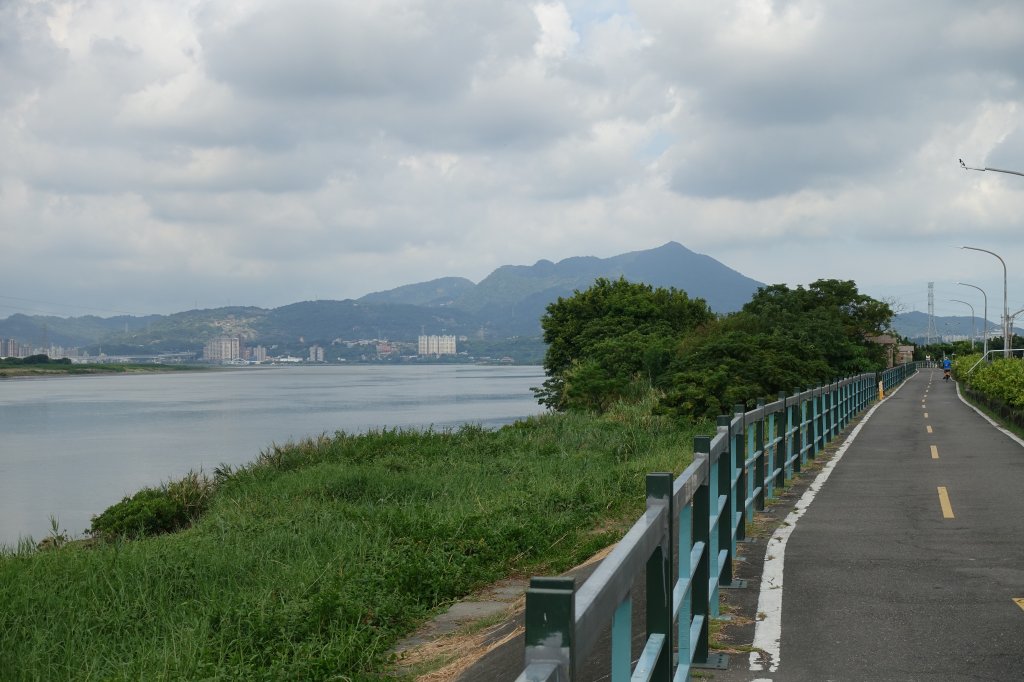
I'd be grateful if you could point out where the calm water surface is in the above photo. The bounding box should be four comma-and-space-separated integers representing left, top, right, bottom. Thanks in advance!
0, 364, 545, 548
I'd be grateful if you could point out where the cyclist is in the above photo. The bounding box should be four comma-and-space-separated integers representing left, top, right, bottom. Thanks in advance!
942, 356, 952, 381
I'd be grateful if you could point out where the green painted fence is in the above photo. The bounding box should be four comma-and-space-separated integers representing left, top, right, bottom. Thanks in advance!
515, 363, 917, 682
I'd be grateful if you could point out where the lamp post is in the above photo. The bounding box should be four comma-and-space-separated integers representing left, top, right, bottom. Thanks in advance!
949, 299, 976, 352
957, 282, 989, 358
961, 247, 1009, 358
960, 158, 1024, 178
959, 159, 1020, 357
1010, 307, 1024, 352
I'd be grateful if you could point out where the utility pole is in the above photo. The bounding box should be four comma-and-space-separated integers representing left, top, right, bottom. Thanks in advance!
926, 282, 938, 346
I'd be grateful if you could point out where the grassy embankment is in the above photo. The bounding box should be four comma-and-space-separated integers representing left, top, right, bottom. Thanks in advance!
0, 359, 200, 378
0, 398, 708, 680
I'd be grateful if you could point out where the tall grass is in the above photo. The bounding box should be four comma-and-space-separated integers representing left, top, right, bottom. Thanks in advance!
0, 406, 709, 680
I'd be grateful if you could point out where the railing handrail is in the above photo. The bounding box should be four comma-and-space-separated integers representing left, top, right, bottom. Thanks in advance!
516, 362, 918, 682
964, 348, 1024, 375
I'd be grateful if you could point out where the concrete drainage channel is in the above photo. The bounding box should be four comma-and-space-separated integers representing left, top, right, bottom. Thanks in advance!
388, 545, 618, 680
388, 578, 530, 679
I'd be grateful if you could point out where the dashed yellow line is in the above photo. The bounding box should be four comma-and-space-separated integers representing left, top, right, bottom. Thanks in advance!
937, 487, 955, 519
931, 445, 939, 459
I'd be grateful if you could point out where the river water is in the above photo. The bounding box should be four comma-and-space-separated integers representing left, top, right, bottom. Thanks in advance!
0, 364, 546, 548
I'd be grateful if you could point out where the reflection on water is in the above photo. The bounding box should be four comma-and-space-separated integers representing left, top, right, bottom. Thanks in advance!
0, 365, 545, 547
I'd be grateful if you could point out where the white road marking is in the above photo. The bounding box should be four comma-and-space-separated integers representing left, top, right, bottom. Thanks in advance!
749, 378, 908, 673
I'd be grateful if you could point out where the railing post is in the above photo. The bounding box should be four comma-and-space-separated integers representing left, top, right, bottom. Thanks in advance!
816, 386, 823, 448
843, 381, 850, 427
523, 576, 576, 681
776, 391, 787, 490
765, 403, 775, 502
805, 388, 816, 461
831, 378, 839, 438
611, 593, 631, 681
754, 399, 766, 511
677, 498, 692, 672
645, 473, 673, 682
715, 418, 734, 587
691, 444, 711, 665
824, 384, 830, 440
836, 381, 844, 431
844, 381, 852, 426
732, 404, 747, 542
791, 388, 802, 474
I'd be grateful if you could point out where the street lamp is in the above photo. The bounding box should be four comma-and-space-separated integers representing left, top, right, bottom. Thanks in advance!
949, 299, 976, 352
961, 246, 1009, 358
957, 282, 989, 358
960, 158, 1024, 178
1010, 307, 1024, 349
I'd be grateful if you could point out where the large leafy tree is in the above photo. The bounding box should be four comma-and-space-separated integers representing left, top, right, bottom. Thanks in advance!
659, 279, 893, 418
535, 277, 714, 411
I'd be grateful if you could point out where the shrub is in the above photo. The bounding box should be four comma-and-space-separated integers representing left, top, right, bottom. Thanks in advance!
90, 471, 214, 539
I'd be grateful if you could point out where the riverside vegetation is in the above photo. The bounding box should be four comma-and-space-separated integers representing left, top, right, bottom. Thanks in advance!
1, 277, 900, 680
952, 353, 1024, 433
0, 396, 710, 680
0, 354, 198, 378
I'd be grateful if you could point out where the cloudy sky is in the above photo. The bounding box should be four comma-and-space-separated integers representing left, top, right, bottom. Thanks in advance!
2, 0, 1023, 324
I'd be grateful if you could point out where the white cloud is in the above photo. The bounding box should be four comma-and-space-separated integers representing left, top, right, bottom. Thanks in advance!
1, 0, 1023, 321
533, 3, 579, 59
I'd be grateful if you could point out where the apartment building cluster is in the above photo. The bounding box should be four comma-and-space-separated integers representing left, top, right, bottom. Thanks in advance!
202, 335, 323, 364
1, 336, 81, 360
202, 335, 270, 364
417, 334, 457, 357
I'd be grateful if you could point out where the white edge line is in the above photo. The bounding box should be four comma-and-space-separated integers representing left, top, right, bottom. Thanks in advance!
748, 376, 911, 674
955, 382, 1024, 448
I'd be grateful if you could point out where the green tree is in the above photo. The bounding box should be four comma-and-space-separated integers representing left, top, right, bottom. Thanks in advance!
535, 277, 714, 411
659, 279, 893, 418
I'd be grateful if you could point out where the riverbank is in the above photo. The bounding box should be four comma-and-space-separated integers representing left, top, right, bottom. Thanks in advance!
0, 360, 202, 378
0, 397, 708, 680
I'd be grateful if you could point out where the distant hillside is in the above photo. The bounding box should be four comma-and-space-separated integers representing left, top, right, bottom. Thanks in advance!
891, 311, 1019, 342
361, 241, 763, 336
357, 277, 476, 307
1, 242, 765, 351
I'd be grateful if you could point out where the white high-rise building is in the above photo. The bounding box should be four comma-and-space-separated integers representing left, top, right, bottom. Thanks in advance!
418, 335, 457, 356
203, 335, 241, 362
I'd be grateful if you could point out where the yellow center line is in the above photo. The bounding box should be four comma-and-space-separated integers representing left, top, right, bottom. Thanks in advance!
926, 425, 933, 434
931, 445, 939, 459
937, 487, 955, 518
1014, 598, 1024, 612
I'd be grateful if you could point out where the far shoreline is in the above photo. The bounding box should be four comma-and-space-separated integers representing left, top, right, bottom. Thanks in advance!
0, 363, 209, 379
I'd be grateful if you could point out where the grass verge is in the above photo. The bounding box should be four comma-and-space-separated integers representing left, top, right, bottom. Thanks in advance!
0, 402, 708, 680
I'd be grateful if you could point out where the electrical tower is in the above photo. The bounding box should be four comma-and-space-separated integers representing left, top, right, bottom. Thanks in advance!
926, 282, 938, 346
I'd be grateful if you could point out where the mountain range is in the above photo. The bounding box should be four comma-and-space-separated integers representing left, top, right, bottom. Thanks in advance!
0, 242, 764, 353
892, 311, 1020, 343
6, 242, 1004, 356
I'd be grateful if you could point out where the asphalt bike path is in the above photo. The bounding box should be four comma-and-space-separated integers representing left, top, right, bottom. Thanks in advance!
753, 368, 1024, 681
455, 368, 1024, 681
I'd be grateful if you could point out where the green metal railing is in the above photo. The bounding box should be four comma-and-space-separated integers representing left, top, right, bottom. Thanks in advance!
515, 363, 917, 682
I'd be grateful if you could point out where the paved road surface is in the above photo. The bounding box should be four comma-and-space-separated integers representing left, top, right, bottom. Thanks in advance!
765, 368, 1024, 681
458, 368, 1024, 681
